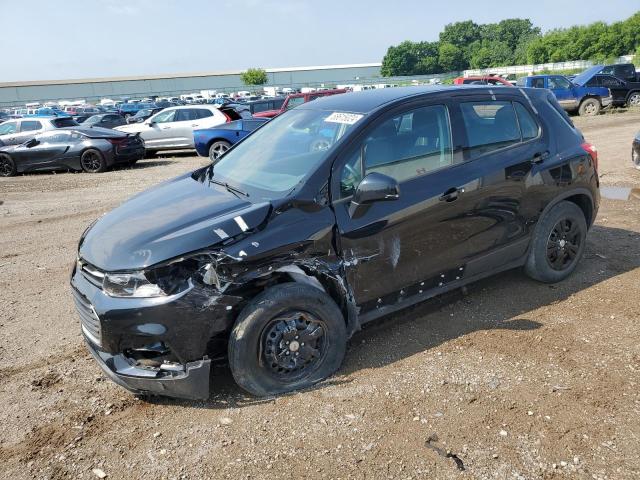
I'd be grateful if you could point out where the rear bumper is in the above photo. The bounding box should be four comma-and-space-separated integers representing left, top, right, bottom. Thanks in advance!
85, 338, 211, 400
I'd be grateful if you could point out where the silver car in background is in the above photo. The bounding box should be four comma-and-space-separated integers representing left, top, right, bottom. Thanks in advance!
115, 105, 228, 155
0, 116, 79, 146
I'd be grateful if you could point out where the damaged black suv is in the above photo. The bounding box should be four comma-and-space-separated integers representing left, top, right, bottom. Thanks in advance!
71, 86, 599, 400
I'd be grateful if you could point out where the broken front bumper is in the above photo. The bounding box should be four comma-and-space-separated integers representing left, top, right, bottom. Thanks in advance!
85, 339, 211, 400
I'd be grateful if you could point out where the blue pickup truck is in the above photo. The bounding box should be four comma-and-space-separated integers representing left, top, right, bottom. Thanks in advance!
517, 74, 612, 116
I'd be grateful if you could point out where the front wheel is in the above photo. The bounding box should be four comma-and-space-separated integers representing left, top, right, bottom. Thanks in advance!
80, 149, 107, 173
0, 153, 16, 177
229, 282, 347, 397
578, 98, 601, 116
209, 140, 231, 160
627, 92, 640, 108
524, 201, 587, 283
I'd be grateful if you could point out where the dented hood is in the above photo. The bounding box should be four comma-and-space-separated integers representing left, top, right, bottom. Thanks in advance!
79, 172, 271, 271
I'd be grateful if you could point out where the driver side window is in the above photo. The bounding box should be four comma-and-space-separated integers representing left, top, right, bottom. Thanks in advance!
340, 105, 453, 197
152, 110, 176, 123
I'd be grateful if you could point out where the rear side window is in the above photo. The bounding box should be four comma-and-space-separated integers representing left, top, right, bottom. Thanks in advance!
21, 120, 42, 132
195, 109, 213, 119
530, 78, 545, 89
175, 109, 199, 121
460, 101, 538, 158
514, 102, 539, 140
52, 118, 77, 127
286, 97, 305, 110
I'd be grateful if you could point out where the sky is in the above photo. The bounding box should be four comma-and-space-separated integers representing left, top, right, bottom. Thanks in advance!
2, 0, 638, 82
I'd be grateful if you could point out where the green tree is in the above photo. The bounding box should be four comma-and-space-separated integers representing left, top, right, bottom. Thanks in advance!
470, 41, 512, 69
241, 68, 268, 85
381, 41, 440, 76
440, 20, 481, 48
438, 43, 466, 71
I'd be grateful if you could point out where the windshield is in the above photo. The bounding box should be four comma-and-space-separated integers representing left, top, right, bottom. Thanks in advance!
210, 108, 362, 199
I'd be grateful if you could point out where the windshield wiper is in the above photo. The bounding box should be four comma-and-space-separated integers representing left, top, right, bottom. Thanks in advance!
208, 178, 249, 198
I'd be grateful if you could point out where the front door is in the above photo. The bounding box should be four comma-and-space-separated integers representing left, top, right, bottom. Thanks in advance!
142, 109, 177, 149
332, 100, 483, 312
547, 76, 578, 110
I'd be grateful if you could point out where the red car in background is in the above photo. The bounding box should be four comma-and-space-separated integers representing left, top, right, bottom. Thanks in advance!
453, 76, 514, 86
253, 89, 347, 118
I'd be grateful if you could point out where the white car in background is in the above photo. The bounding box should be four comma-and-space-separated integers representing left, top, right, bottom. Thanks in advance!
115, 105, 228, 155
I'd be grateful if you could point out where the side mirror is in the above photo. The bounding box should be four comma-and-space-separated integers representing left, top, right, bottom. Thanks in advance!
147, 120, 156, 127
349, 172, 399, 218
25, 138, 39, 148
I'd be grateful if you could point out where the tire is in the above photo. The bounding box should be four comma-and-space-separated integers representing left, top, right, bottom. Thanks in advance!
208, 140, 231, 160
633, 147, 640, 170
229, 282, 347, 397
128, 158, 139, 167
578, 98, 600, 116
627, 92, 640, 108
0, 153, 16, 177
144, 149, 158, 159
0, 153, 17, 177
80, 149, 107, 173
524, 201, 588, 283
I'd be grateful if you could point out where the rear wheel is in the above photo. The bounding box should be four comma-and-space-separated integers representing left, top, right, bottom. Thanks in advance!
80, 149, 107, 173
633, 147, 640, 170
0, 153, 16, 177
627, 92, 640, 108
578, 98, 600, 116
209, 140, 231, 160
525, 201, 587, 283
229, 283, 347, 397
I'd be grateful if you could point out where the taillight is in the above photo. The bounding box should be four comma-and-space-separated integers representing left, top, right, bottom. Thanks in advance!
581, 142, 598, 170
222, 111, 232, 123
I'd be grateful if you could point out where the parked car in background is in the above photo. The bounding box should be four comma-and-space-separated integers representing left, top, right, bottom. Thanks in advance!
245, 97, 285, 115
118, 102, 156, 119
126, 107, 165, 124
70, 86, 599, 400
597, 63, 639, 83
453, 76, 513, 86
574, 65, 640, 108
517, 74, 612, 116
194, 118, 269, 160
83, 114, 127, 129
253, 88, 348, 118
0, 127, 144, 176
633, 131, 640, 170
115, 105, 229, 155
0, 116, 79, 146
0, 111, 9, 123
29, 107, 71, 117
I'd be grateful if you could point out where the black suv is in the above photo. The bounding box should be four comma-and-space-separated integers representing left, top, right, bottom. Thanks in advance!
71, 86, 600, 400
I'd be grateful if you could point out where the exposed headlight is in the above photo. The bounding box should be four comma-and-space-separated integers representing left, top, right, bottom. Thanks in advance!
102, 257, 214, 298
103, 271, 167, 298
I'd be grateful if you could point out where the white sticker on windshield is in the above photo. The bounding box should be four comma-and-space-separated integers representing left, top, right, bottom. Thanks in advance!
324, 112, 363, 125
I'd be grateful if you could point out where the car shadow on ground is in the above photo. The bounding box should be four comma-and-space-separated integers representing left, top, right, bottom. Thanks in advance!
144, 224, 639, 410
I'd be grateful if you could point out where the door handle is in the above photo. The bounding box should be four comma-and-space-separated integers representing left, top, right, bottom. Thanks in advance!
161, 126, 170, 130
439, 187, 464, 202
191, 124, 198, 127
531, 151, 550, 164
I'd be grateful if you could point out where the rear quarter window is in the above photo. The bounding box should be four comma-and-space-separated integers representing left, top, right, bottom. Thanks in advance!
53, 118, 78, 128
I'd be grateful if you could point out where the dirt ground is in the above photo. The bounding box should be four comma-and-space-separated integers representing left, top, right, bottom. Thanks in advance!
1, 111, 639, 480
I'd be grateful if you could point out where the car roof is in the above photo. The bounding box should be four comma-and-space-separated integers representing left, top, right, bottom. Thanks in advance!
297, 85, 522, 114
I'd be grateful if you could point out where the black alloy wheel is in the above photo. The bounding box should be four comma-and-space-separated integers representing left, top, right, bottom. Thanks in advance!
80, 149, 106, 173
0, 153, 16, 177
546, 218, 582, 271
262, 312, 327, 379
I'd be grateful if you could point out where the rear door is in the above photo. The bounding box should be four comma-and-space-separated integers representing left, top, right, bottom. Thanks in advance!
547, 76, 578, 110
170, 108, 201, 147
